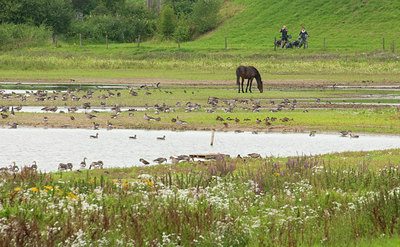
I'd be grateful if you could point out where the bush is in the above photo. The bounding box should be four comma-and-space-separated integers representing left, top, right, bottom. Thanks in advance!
159, 5, 176, 39
0, 23, 51, 50
192, 0, 221, 35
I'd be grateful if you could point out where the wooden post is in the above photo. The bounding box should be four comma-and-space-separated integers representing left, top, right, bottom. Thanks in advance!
382, 38, 386, 51
178, 39, 180, 49
391, 40, 395, 53
210, 129, 215, 146
79, 33, 82, 48
55, 35, 57, 48
106, 35, 108, 49
225, 37, 227, 49
274, 37, 276, 51
323, 38, 326, 51
137, 35, 140, 48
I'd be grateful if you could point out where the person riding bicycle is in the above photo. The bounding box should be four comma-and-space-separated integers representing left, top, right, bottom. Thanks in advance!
298, 27, 309, 49
280, 25, 288, 48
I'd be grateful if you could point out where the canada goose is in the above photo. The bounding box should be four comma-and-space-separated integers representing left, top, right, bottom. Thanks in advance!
80, 157, 87, 169
309, 131, 316, 137
43, 116, 48, 121
93, 122, 99, 130
89, 161, 103, 169
247, 153, 261, 159
58, 163, 73, 171
177, 155, 191, 162
340, 130, 350, 137
9, 122, 18, 129
70, 116, 75, 120
176, 116, 187, 125
31, 161, 37, 170
157, 135, 166, 140
169, 156, 179, 164
139, 158, 149, 165
153, 157, 167, 164
90, 133, 99, 139
350, 132, 359, 138
9, 162, 19, 172
129, 135, 137, 139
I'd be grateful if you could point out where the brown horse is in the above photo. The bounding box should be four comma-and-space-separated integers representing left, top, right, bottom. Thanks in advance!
236, 66, 263, 93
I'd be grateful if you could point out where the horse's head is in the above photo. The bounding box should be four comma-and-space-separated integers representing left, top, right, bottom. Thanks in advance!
257, 79, 263, 93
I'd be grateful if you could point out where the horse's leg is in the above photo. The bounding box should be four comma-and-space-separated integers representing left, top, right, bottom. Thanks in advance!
237, 76, 241, 93
249, 78, 253, 93
241, 78, 245, 93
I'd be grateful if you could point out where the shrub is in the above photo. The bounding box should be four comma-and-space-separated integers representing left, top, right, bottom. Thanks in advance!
0, 23, 51, 50
192, 0, 221, 35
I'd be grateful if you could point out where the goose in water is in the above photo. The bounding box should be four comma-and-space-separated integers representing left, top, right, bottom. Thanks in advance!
89, 161, 103, 169
157, 135, 166, 140
309, 131, 316, 137
58, 163, 73, 171
349, 132, 359, 138
31, 161, 38, 171
129, 135, 137, 139
139, 158, 150, 165
153, 157, 167, 164
80, 157, 87, 169
9, 162, 19, 172
90, 133, 99, 139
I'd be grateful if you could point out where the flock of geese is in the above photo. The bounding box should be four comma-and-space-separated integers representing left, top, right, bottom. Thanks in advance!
309, 130, 360, 138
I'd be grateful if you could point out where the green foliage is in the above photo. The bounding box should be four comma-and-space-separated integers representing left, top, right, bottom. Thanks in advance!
159, 5, 176, 38
192, 0, 221, 35
43, 0, 74, 34
0, 23, 51, 50
68, 3, 156, 42
173, 17, 192, 41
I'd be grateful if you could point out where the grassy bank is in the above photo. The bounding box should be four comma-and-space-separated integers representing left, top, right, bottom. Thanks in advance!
0, 46, 400, 83
2, 149, 400, 246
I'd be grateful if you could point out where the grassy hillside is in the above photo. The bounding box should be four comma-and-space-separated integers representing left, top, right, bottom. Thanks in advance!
193, 0, 400, 52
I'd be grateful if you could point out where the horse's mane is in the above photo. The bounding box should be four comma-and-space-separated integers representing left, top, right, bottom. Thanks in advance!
249, 66, 261, 80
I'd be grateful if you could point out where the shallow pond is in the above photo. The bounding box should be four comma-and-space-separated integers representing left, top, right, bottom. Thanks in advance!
1, 128, 399, 172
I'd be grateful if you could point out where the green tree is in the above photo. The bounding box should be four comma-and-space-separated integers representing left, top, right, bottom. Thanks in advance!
159, 5, 176, 38
192, 0, 221, 34
44, 0, 74, 34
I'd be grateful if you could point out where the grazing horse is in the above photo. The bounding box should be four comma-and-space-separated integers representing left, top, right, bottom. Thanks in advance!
236, 66, 263, 93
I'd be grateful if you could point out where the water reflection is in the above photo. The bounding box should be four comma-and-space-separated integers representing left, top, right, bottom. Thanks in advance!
0, 128, 399, 172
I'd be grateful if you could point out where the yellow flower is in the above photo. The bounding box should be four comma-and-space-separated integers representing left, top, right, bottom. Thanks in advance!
44, 186, 53, 190
275, 173, 280, 176
30, 187, 39, 192
66, 192, 78, 200
56, 188, 62, 195
14, 187, 21, 192
44, 189, 49, 193
89, 178, 95, 183
148, 181, 154, 187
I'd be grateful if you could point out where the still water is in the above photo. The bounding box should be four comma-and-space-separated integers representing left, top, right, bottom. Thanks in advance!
1, 128, 399, 172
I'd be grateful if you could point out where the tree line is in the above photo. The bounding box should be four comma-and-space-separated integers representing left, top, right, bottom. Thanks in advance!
0, 0, 222, 46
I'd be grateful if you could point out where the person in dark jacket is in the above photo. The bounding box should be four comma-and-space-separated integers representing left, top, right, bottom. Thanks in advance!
280, 25, 288, 48
298, 27, 309, 49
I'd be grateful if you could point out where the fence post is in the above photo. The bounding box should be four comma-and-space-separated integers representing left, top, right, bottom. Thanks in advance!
383, 37, 385, 51
323, 38, 326, 51
274, 37, 276, 51
178, 39, 180, 49
210, 129, 215, 146
137, 35, 140, 48
79, 33, 82, 48
391, 40, 394, 53
225, 37, 227, 49
106, 35, 108, 49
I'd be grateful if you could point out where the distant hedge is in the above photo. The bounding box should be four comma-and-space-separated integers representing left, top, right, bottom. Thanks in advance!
0, 23, 51, 50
